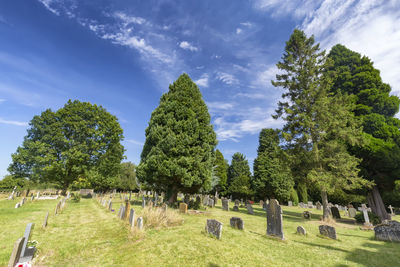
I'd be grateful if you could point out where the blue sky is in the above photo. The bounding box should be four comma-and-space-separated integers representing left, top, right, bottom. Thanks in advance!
1, 0, 400, 178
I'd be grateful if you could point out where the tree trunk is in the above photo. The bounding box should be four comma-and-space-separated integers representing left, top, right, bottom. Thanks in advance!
167, 185, 178, 205
321, 190, 332, 221
367, 185, 391, 221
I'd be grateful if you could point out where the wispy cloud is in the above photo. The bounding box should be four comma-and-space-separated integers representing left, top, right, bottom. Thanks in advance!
0, 118, 28, 127
216, 72, 239, 85
194, 73, 209, 87
37, 0, 60, 16
114, 12, 146, 25
126, 139, 144, 146
0, 99, 5, 103
179, 41, 198, 52
206, 101, 234, 111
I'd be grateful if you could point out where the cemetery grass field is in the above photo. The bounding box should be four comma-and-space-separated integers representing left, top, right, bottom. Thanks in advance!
1, 196, 400, 267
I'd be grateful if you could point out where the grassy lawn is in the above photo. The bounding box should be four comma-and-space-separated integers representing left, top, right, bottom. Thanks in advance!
1, 195, 399, 267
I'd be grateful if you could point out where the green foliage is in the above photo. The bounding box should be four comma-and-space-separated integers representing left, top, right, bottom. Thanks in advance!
355, 211, 381, 226
213, 149, 228, 194
253, 128, 293, 202
188, 197, 201, 210
137, 74, 217, 203
8, 100, 124, 190
272, 30, 371, 218
297, 183, 308, 203
0, 175, 28, 189
116, 162, 137, 191
290, 188, 299, 205
71, 193, 81, 203
227, 153, 252, 198
328, 44, 400, 192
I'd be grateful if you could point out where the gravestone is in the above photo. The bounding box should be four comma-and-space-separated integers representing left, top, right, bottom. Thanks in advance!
19, 223, 36, 263
303, 211, 311, 220
260, 200, 264, 207
348, 207, 357, 218
162, 203, 168, 212
179, 203, 188, 213
230, 217, 244, 230
43, 211, 49, 228
203, 195, 209, 206
316, 202, 322, 210
15, 203, 20, 209
358, 204, 372, 226
208, 198, 214, 208
124, 201, 130, 220
307, 201, 313, 208
222, 199, 229, 211
108, 200, 113, 211
247, 204, 254, 215
344, 206, 349, 217
205, 219, 223, 239
297, 226, 306, 235
8, 237, 25, 267
8, 186, 17, 200
319, 225, 336, 239
118, 204, 124, 218
137, 217, 143, 230
129, 208, 135, 229
299, 202, 304, 208
234, 199, 240, 206
142, 199, 146, 208
374, 220, 400, 242
266, 199, 284, 240
233, 205, 239, 211
30, 195, 34, 201
288, 201, 293, 207
331, 206, 341, 219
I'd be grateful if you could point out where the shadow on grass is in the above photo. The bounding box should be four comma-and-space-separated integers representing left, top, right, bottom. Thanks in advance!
209, 263, 220, 267
293, 240, 349, 253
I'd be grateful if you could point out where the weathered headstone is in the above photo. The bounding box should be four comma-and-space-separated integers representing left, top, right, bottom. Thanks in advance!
358, 204, 372, 226
129, 208, 135, 229
233, 205, 239, 211
319, 225, 336, 239
43, 211, 49, 228
297, 226, 306, 235
19, 223, 36, 263
208, 198, 214, 208
137, 217, 143, 230
142, 198, 146, 208
15, 203, 20, 209
234, 199, 240, 206
8, 237, 25, 267
179, 203, 188, 213
108, 200, 113, 211
331, 206, 341, 219
307, 201, 313, 209
288, 201, 293, 207
247, 204, 254, 215
303, 211, 311, 220
205, 219, 223, 239
124, 200, 130, 220
316, 201, 322, 210
230, 217, 244, 230
374, 220, 400, 242
348, 207, 357, 218
222, 199, 229, 211
266, 199, 284, 240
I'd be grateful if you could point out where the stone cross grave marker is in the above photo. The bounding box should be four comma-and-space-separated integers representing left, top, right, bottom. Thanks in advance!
358, 204, 372, 226
348, 207, 357, 218
179, 203, 188, 213
388, 205, 394, 215
205, 219, 223, 239
43, 211, 49, 228
222, 199, 229, 211
319, 225, 336, 239
8, 237, 25, 267
247, 203, 254, 215
266, 199, 284, 240
19, 223, 36, 263
137, 217, 143, 230
230, 217, 244, 230
330, 206, 341, 219
129, 208, 135, 229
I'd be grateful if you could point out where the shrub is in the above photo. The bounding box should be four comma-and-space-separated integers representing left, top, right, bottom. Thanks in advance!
188, 198, 201, 210
71, 193, 81, 203
290, 188, 299, 205
140, 206, 183, 229
355, 211, 381, 225
297, 183, 308, 203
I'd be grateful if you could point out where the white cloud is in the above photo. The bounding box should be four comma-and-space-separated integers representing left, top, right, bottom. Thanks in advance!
0, 118, 28, 127
216, 72, 239, 85
126, 139, 143, 146
240, 22, 253, 27
253, 0, 322, 18
206, 101, 234, 111
194, 74, 209, 87
236, 28, 242, 34
114, 12, 146, 25
37, 0, 60, 16
179, 41, 198, 52
0, 99, 5, 103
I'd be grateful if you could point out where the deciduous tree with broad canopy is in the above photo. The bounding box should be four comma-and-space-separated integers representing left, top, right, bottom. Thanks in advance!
8, 100, 125, 191
137, 73, 217, 204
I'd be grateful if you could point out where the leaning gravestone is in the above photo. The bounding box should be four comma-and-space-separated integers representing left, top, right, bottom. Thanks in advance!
297, 226, 306, 235
43, 211, 49, 228
266, 199, 284, 240
348, 207, 357, 218
230, 217, 244, 230
319, 225, 336, 239
179, 203, 188, 214
129, 208, 135, 229
222, 199, 229, 211
374, 220, 400, 242
331, 206, 341, 219
247, 204, 254, 215
205, 219, 223, 239
8, 237, 25, 267
19, 223, 36, 263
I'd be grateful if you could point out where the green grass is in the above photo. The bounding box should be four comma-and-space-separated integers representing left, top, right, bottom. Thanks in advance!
1, 195, 400, 267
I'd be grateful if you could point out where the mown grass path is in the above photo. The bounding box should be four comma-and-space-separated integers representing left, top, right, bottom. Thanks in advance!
1, 197, 400, 266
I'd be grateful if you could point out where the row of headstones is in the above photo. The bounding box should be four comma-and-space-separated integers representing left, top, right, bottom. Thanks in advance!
221, 199, 255, 215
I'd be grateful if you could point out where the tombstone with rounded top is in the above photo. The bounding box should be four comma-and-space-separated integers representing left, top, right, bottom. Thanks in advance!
222, 199, 229, 211
205, 219, 223, 239
230, 217, 244, 230
319, 225, 336, 239
179, 202, 188, 213
297, 226, 306, 235
266, 199, 284, 240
